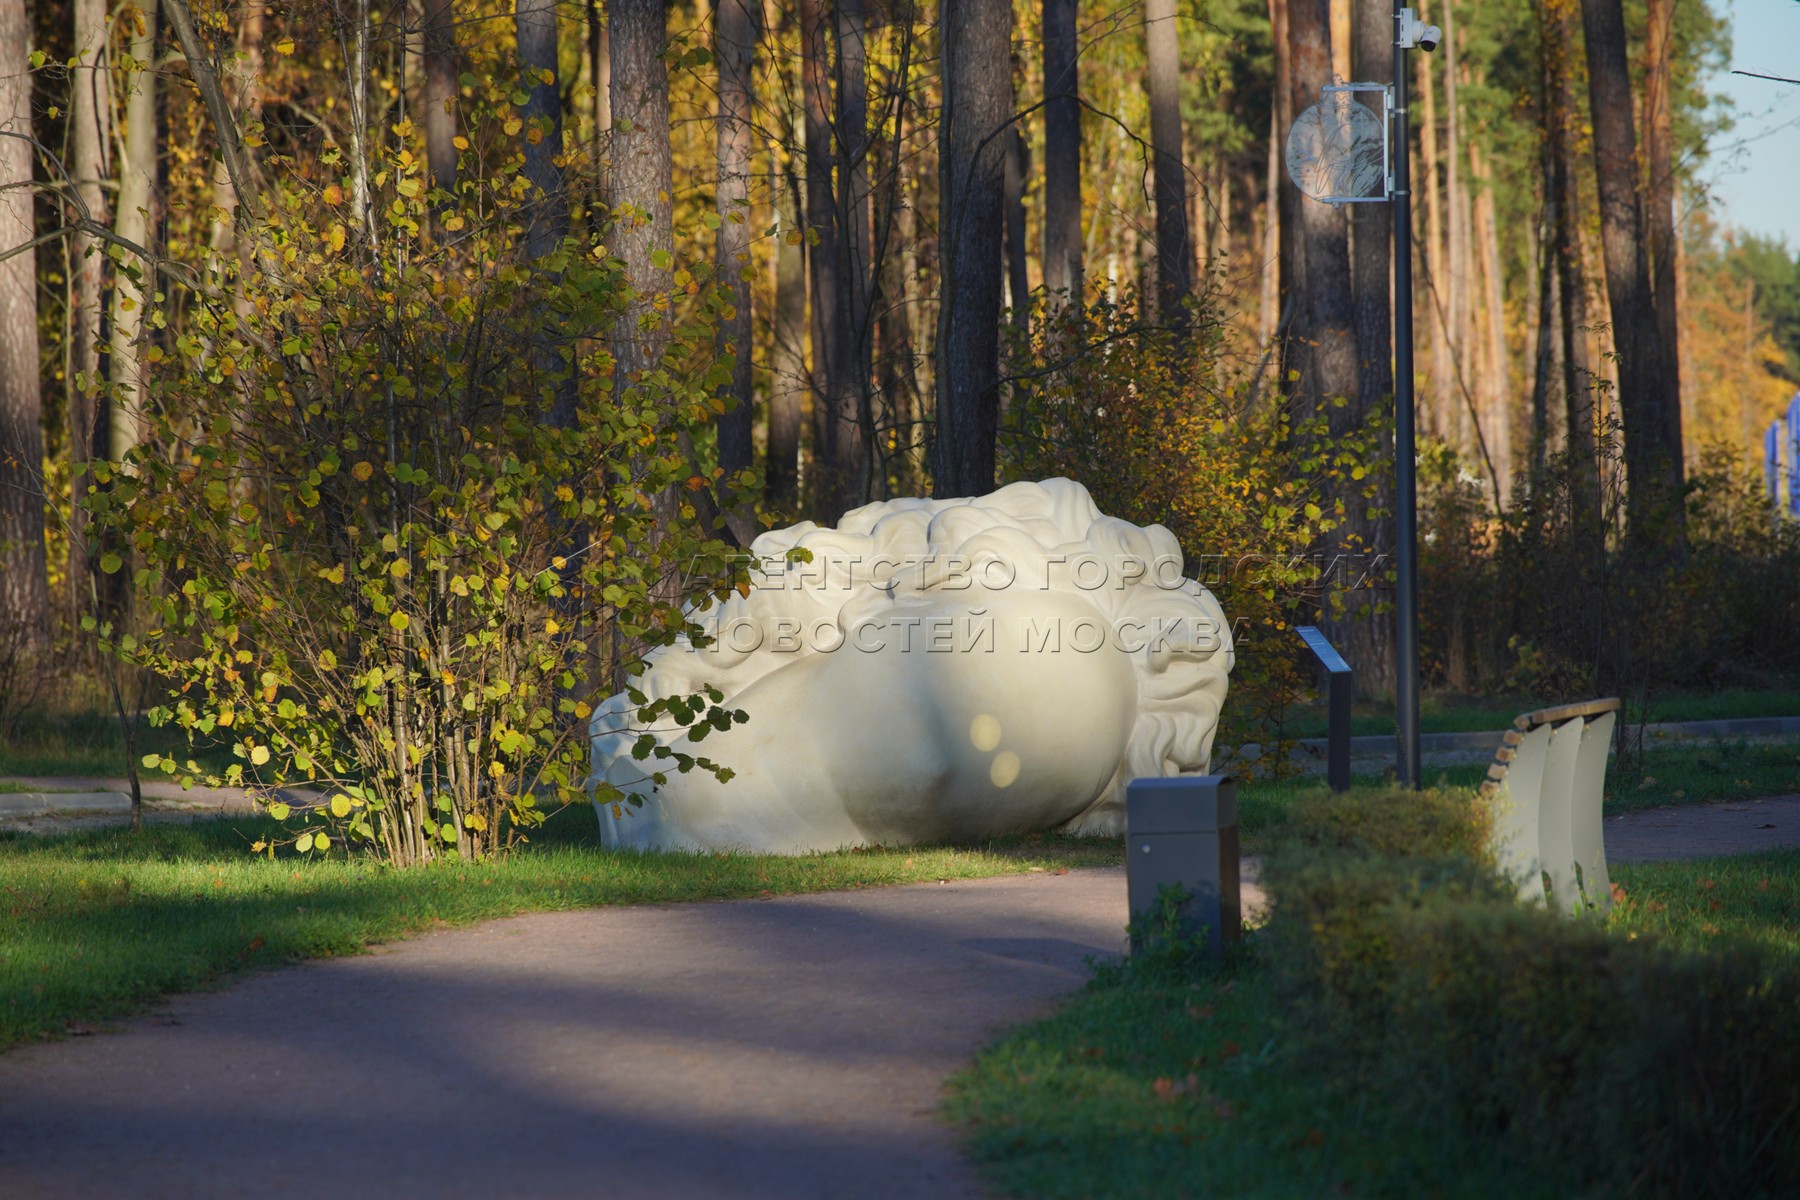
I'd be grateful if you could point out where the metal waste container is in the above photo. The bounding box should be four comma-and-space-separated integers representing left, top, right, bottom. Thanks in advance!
1125, 775, 1241, 957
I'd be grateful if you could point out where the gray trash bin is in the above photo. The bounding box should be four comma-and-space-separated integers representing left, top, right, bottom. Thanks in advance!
1125, 775, 1241, 957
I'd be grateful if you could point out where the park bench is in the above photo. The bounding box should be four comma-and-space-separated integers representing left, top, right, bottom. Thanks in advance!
1480, 697, 1620, 914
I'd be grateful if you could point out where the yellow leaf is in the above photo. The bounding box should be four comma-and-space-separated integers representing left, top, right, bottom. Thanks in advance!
250, 744, 271, 766
275, 36, 295, 55
389, 611, 411, 632
323, 184, 344, 206
545, 618, 560, 635
330, 794, 352, 818
452, 135, 470, 151
327, 225, 346, 253
318, 649, 337, 671
389, 559, 410, 579
351, 461, 374, 481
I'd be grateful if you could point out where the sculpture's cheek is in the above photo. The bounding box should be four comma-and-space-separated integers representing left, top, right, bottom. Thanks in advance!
836, 622, 1139, 843
636, 592, 1139, 851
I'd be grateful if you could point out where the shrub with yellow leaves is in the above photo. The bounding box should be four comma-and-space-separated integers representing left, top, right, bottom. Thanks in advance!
81, 89, 752, 865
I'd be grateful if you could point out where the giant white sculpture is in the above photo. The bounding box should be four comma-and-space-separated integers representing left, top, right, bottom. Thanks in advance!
589, 478, 1233, 853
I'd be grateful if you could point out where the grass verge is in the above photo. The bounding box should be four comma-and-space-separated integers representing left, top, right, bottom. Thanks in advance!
0, 810, 1122, 1052
1233, 738, 1800, 850
948, 789, 1800, 1199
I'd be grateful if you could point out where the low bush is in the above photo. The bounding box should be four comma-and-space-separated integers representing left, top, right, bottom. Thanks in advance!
1265, 788, 1800, 1197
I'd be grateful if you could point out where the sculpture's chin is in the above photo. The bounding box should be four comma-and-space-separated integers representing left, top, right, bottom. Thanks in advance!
598, 591, 1138, 853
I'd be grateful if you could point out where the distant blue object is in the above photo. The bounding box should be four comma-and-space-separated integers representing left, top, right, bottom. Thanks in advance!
1768, 420, 1783, 508
1789, 393, 1800, 518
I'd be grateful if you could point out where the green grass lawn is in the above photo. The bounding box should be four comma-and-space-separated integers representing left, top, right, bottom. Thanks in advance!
947, 834, 1800, 1199
1270, 685, 1800, 741
0, 809, 1124, 1052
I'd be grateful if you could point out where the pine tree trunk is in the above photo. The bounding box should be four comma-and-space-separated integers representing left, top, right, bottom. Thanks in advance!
1579, 0, 1684, 542
1041, 0, 1082, 305
0, 0, 47, 645
609, 0, 673, 383
1145, 0, 1190, 327
1546, 0, 1595, 511
765, 28, 805, 512
1349, 0, 1392, 406
834, 0, 873, 507
799, 0, 853, 518
517, 0, 566, 264
931, 0, 1010, 498
1003, 126, 1030, 333
1471, 139, 1510, 500
1337, 0, 1396, 699
423, 0, 459, 190
1281, 0, 1357, 418
1417, 32, 1450, 439
1645, 0, 1682, 470
715, 0, 758, 489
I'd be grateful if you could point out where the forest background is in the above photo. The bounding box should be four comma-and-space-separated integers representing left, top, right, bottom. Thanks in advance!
1, 0, 1798, 782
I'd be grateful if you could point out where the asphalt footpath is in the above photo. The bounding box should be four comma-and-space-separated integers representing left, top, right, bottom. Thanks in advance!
0, 868, 1132, 1200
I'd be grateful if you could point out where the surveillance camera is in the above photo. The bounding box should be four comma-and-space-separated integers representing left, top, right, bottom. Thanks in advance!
1419, 23, 1442, 51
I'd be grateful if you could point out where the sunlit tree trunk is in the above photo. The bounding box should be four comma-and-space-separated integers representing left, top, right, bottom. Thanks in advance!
1146, 0, 1190, 328
67, 0, 112, 620
1471, 141, 1510, 500
1580, 0, 1684, 542
0, 0, 47, 644
110, 0, 158, 463
932, 0, 1010, 497
1041, 0, 1082, 307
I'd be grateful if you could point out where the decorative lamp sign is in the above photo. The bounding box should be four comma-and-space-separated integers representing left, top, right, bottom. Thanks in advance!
1284, 84, 1391, 205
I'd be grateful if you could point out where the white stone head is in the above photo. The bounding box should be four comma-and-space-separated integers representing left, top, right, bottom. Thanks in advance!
590, 478, 1232, 852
